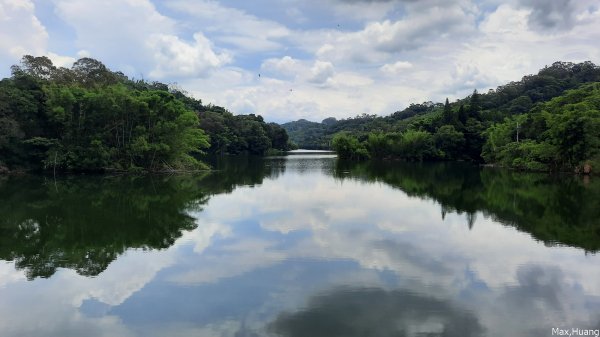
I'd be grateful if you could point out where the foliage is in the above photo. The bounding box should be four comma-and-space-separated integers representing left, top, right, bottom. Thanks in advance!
198, 107, 292, 155
282, 114, 392, 150
484, 83, 600, 171
281, 119, 329, 149
283, 61, 600, 172
331, 132, 369, 160
1, 55, 292, 172
434, 125, 465, 160
397, 130, 437, 161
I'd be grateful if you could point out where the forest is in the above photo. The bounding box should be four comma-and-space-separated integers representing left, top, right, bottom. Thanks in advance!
0, 56, 291, 173
284, 61, 600, 173
2, 56, 599, 174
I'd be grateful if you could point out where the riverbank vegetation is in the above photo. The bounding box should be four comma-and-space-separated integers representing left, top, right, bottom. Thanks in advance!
285, 61, 600, 173
0, 56, 291, 173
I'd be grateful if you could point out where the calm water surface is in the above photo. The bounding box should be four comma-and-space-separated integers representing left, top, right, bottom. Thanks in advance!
1, 155, 599, 337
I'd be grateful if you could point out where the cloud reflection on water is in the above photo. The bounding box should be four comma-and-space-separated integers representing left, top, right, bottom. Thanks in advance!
0, 157, 599, 337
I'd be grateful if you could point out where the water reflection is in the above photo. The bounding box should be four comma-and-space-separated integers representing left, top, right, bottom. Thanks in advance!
0, 155, 599, 337
269, 287, 484, 337
336, 160, 600, 252
0, 176, 203, 279
0, 158, 281, 280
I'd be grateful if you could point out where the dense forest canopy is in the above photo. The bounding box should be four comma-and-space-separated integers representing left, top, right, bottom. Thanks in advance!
198, 105, 292, 155
0, 55, 292, 173
2, 56, 599, 174
284, 61, 600, 173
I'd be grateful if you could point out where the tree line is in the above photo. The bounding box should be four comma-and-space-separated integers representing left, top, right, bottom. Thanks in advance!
0, 55, 292, 173
322, 61, 600, 173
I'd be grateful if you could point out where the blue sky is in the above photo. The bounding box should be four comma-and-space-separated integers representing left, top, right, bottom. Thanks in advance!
1, 0, 599, 122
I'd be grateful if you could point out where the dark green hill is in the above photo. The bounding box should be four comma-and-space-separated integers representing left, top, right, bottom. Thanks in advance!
0, 55, 291, 173
283, 61, 600, 153
283, 61, 600, 172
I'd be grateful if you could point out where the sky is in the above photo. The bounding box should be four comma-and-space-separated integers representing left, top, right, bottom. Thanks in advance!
1, 0, 599, 123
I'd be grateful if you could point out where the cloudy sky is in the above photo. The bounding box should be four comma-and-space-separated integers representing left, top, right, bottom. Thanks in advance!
1, 0, 599, 122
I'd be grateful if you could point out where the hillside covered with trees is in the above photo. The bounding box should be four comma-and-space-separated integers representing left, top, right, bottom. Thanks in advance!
0, 56, 291, 173
284, 61, 600, 173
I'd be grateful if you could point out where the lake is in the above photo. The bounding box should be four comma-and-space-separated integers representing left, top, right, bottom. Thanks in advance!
1, 154, 599, 337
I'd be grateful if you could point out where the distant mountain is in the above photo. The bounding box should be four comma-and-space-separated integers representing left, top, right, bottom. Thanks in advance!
281, 119, 327, 149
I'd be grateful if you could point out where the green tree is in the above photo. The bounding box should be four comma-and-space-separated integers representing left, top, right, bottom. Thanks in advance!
399, 130, 436, 161
458, 104, 468, 126
442, 98, 454, 125
434, 125, 465, 160
332, 132, 369, 160
469, 89, 481, 120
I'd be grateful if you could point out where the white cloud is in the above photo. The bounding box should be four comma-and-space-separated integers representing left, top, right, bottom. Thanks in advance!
147, 32, 230, 78
2, 0, 599, 122
445, 3, 600, 94
165, 0, 290, 53
316, 4, 477, 65
76, 49, 91, 58
0, 0, 48, 70
260, 56, 300, 78
480, 4, 531, 35
328, 0, 397, 21
308, 60, 335, 84
0, 262, 25, 288
0, 248, 177, 337
53, 0, 228, 79
54, 0, 175, 45
285, 7, 307, 24
174, 219, 231, 254
515, 0, 597, 33
329, 72, 374, 87
380, 61, 413, 75
47, 52, 76, 68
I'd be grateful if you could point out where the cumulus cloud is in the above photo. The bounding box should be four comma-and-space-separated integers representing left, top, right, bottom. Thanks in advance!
328, 0, 397, 21
2, 0, 599, 122
308, 60, 335, 84
54, 0, 175, 46
380, 60, 413, 75
0, 0, 48, 69
53, 0, 228, 79
261, 56, 301, 78
47, 52, 76, 68
517, 0, 579, 32
165, 0, 290, 53
0, 262, 25, 288
315, 4, 476, 65
147, 32, 230, 78
183, 0, 599, 122
53, 0, 169, 71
